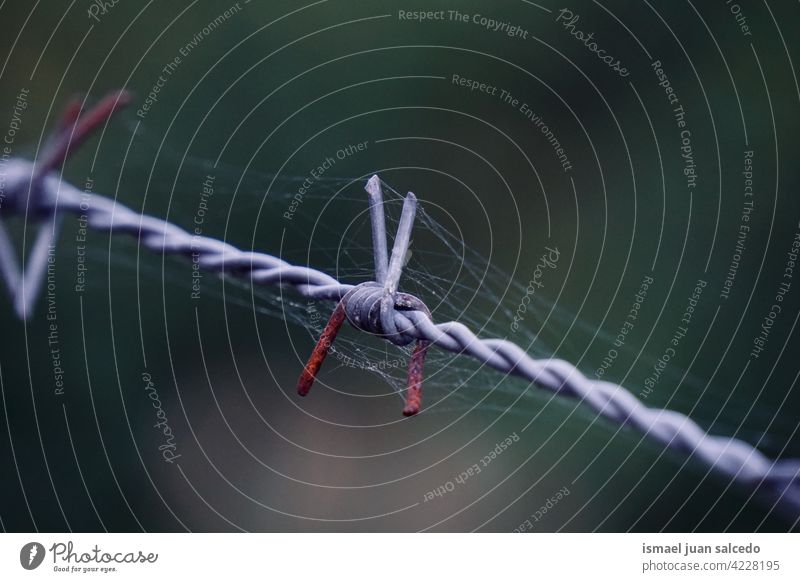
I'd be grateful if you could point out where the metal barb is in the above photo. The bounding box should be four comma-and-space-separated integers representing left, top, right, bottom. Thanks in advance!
385, 192, 416, 294
0, 221, 21, 299
364, 175, 389, 285
14, 216, 61, 320
33, 90, 131, 185
0, 91, 129, 320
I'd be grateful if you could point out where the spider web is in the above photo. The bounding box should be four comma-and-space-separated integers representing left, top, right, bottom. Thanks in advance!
103, 143, 572, 413
93, 138, 797, 457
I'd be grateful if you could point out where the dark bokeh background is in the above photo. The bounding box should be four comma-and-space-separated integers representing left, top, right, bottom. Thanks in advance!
0, 0, 798, 531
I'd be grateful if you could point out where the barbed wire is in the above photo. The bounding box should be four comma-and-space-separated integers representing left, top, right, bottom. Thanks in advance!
2, 156, 799, 516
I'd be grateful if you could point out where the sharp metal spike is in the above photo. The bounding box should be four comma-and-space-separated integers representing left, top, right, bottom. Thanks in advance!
13, 216, 62, 320
0, 221, 21, 300
364, 175, 389, 285
385, 192, 417, 294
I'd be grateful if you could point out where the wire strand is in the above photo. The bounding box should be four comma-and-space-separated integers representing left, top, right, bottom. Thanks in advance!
2, 160, 799, 516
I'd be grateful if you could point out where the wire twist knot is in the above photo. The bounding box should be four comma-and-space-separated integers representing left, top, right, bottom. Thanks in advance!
342, 281, 429, 347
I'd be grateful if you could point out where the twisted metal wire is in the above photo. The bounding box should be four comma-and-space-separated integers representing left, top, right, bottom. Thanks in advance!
2, 158, 799, 513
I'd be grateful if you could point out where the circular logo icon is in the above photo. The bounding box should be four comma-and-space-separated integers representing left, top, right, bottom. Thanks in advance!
19, 542, 45, 570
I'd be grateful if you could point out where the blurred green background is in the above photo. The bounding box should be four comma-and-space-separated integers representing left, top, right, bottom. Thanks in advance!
0, 0, 798, 531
